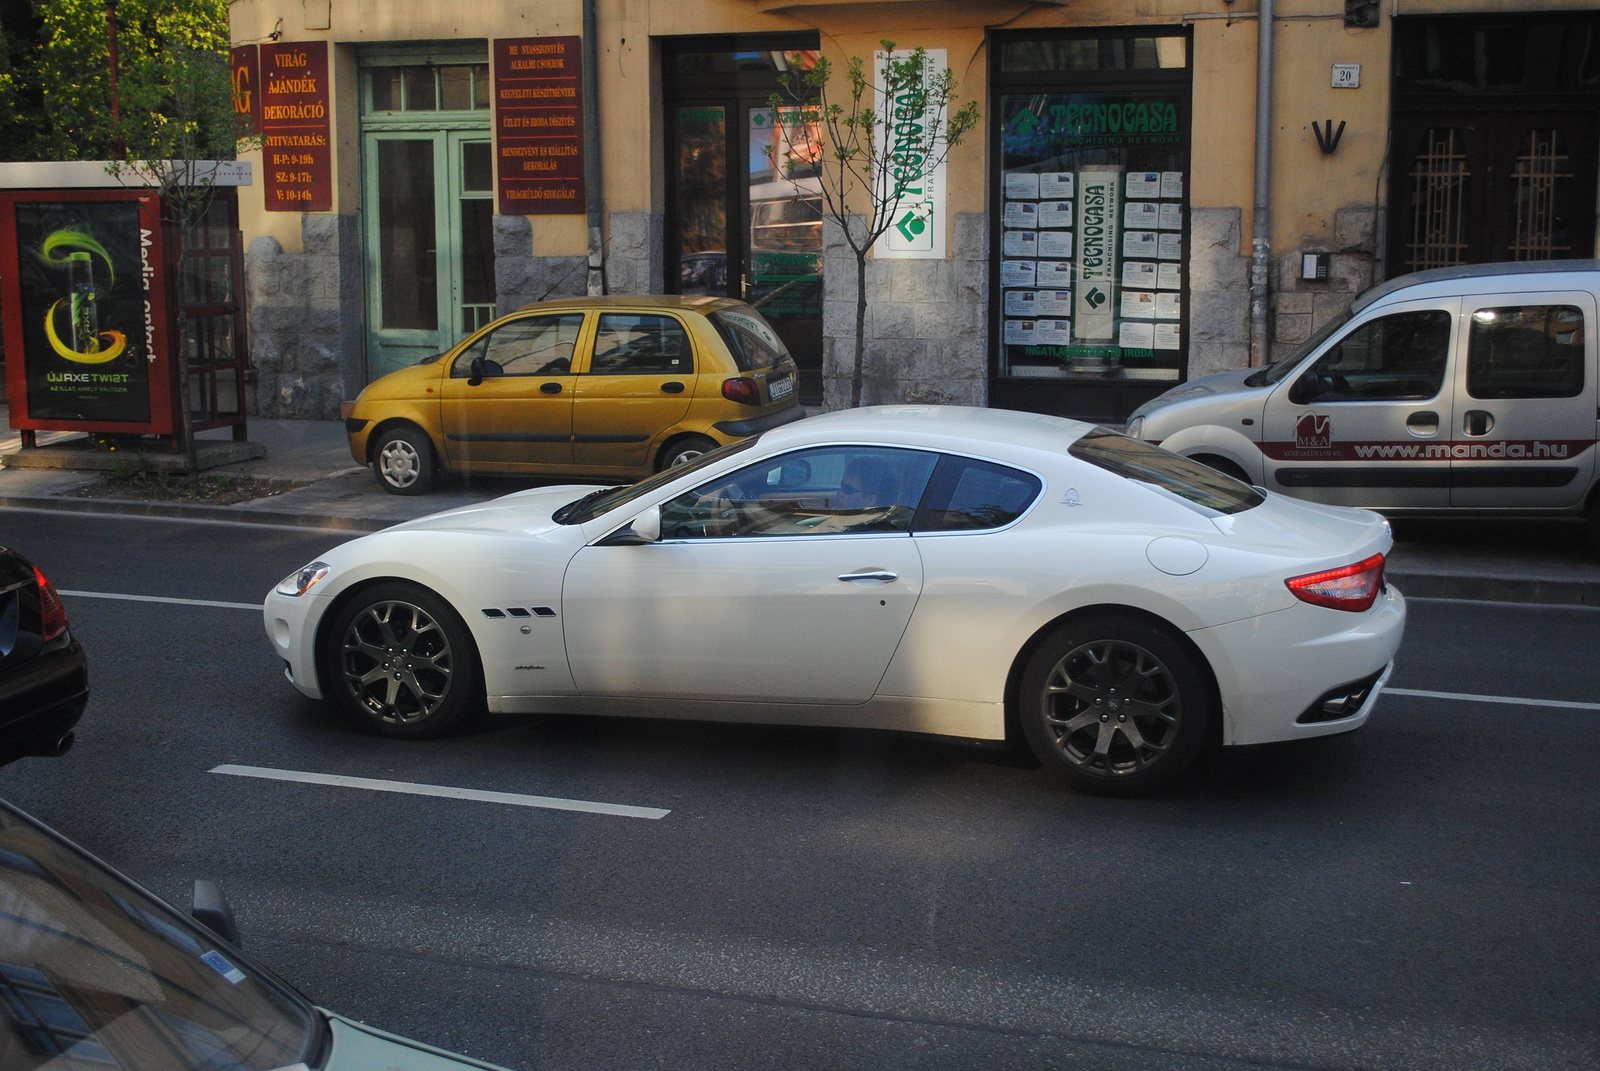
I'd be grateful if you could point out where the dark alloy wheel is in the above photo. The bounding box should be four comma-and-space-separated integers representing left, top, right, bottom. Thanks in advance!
372, 425, 436, 496
658, 434, 719, 472
1019, 614, 1212, 796
321, 582, 480, 738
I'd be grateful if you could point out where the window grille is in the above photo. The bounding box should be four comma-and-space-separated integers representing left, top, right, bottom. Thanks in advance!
1508, 128, 1573, 260
1406, 127, 1470, 272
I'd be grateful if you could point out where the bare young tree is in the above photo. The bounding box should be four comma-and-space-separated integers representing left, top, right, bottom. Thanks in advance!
768, 42, 978, 409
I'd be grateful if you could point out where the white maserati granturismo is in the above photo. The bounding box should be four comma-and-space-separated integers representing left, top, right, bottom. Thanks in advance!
264, 406, 1405, 795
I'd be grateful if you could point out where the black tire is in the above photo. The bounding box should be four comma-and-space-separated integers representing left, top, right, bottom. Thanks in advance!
320, 581, 482, 738
658, 433, 719, 472
1018, 613, 1213, 796
371, 425, 436, 495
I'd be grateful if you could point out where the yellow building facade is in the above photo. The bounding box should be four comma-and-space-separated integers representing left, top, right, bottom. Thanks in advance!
228, 0, 1600, 420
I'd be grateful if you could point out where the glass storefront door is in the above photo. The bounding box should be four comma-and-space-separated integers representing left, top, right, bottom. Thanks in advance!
988, 30, 1192, 423
359, 57, 495, 382
664, 39, 824, 404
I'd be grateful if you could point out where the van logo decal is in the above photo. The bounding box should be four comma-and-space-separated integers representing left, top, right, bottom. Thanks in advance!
1295, 413, 1331, 449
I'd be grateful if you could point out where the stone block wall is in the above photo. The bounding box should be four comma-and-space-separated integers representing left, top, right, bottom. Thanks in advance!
1271, 205, 1379, 361
1186, 207, 1251, 380
244, 214, 363, 419
607, 211, 664, 295
493, 215, 586, 315
820, 213, 989, 410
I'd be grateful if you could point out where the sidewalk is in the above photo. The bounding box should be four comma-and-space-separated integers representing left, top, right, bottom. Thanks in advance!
4, 409, 1598, 604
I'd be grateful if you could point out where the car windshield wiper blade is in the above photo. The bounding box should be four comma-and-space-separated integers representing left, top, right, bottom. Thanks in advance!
553, 486, 622, 523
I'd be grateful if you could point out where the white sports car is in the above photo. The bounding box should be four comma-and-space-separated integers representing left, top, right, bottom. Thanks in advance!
264, 406, 1405, 795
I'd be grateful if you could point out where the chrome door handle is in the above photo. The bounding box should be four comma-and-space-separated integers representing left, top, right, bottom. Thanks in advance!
838, 571, 898, 583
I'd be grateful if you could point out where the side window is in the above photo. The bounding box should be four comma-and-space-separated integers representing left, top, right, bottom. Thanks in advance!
590, 313, 692, 375
660, 446, 938, 539
1303, 309, 1453, 401
914, 456, 1043, 532
450, 314, 583, 378
1467, 304, 1585, 399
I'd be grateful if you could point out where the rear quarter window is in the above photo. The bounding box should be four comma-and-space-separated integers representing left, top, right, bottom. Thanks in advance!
913, 456, 1043, 532
1069, 428, 1264, 515
711, 308, 792, 371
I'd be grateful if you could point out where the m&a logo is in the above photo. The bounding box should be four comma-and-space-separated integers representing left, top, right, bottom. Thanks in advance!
1296, 413, 1332, 449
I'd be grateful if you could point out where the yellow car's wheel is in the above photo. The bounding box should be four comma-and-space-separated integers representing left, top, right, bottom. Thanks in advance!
372, 425, 436, 496
658, 434, 718, 472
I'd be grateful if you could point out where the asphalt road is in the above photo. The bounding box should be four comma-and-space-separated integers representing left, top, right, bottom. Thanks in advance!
2, 507, 1597, 1071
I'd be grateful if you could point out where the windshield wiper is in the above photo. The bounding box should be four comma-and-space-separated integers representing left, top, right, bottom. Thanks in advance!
553, 486, 621, 524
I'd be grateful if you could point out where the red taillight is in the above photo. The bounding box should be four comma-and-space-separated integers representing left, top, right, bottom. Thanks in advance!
721, 376, 761, 406
1286, 554, 1386, 612
35, 566, 68, 642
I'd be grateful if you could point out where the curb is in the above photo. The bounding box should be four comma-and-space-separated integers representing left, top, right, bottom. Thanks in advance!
0, 494, 392, 533
1387, 570, 1600, 607
6, 491, 1598, 606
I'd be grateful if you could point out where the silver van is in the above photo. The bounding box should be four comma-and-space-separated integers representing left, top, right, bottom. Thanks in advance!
1126, 261, 1600, 550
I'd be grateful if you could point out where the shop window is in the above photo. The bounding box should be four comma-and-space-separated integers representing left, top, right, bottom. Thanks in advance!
992, 29, 1191, 407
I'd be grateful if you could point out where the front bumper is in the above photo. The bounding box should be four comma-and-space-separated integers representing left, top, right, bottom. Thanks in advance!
0, 635, 89, 765
1188, 584, 1406, 746
264, 591, 333, 701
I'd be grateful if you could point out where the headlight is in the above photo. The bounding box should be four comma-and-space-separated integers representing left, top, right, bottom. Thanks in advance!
1124, 415, 1145, 440
275, 562, 331, 597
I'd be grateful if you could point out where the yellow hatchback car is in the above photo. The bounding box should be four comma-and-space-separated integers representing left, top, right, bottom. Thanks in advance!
345, 296, 805, 494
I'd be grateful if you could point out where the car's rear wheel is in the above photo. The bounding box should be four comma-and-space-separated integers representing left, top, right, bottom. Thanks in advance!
658, 434, 719, 471
372, 425, 435, 495
321, 582, 480, 738
1019, 613, 1212, 796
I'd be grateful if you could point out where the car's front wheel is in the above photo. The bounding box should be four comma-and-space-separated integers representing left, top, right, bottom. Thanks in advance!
371, 425, 436, 495
657, 434, 719, 472
1018, 613, 1212, 796
321, 581, 481, 738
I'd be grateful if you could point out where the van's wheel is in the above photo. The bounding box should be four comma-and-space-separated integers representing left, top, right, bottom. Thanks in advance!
1019, 613, 1213, 797
658, 434, 718, 471
1192, 454, 1251, 484
321, 581, 481, 738
372, 425, 436, 495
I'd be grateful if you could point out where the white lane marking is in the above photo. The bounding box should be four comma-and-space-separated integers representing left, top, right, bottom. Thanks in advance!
210, 764, 670, 820
1387, 687, 1600, 712
60, 590, 261, 612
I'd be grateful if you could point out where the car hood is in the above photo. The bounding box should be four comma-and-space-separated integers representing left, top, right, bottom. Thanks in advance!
323, 1012, 513, 1071
385, 484, 608, 537
1131, 367, 1261, 418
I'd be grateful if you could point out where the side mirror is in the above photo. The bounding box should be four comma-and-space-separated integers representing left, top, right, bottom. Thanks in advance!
1287, 370, 1318, 406
467, 356, 485, 387
192, 880, 241, 946
599, 504, 662, 545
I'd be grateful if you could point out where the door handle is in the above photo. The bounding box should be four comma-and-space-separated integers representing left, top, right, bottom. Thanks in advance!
838, 571, 898, 583
1463, 409, 1494, 436
1405, 410, 1439, 434
540, 382, 562, 395
661, 381, 685, 394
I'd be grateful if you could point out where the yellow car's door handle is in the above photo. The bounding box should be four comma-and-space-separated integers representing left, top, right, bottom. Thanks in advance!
540, 382, 562, 395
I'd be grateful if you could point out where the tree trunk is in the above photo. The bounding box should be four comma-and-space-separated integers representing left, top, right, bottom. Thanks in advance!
850, 249, 867, 408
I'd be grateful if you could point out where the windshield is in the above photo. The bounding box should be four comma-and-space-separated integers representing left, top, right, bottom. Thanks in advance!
1244, 308, 1353, 386
555, 436, 763, 525
1069, 428, 1265, 515
0, 804, 320, 1070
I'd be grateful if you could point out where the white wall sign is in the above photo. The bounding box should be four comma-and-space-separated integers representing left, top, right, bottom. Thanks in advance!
1332, 64, 1361, 88
873, 49, 948, 260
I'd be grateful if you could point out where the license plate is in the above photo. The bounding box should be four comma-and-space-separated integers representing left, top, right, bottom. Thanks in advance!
769, 376, 793, 400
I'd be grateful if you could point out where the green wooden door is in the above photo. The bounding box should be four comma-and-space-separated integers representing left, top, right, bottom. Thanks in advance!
359, 58, 495, 383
